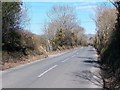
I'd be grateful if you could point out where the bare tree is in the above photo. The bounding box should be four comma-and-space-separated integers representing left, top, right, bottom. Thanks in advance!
94, 6, 117, 54
42, 5, 87, 50
93, 1, 120, 89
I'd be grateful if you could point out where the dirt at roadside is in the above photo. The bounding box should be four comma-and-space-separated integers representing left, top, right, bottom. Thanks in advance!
1, 55, 47, 71
1, 46, 80, 71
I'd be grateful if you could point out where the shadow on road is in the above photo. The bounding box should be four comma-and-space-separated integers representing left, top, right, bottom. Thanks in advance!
77, 56, 100, 68
77, 56, 94, 60
83, 60, 100, 64
73, 70, 103, 88
77, 56, 100, 64
88, 49, 96, 52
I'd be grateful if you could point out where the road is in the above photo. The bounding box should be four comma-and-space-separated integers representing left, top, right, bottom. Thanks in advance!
2, 46, 101, 88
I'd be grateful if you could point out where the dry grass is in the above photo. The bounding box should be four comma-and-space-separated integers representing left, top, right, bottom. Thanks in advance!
1, 54, 47, 70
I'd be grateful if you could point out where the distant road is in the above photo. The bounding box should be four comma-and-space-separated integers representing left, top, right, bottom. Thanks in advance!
2, 46, 101, 88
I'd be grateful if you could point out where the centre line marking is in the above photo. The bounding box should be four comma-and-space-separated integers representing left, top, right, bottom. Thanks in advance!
61, 58, 69, 62
38, 65, 57, 78
71, 55, 75, 58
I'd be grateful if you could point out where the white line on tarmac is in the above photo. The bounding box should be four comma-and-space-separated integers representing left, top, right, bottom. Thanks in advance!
71, 55, 75, 58
61, 58, 70, 62
95, 54, 98, 57
38, 65, 58, 78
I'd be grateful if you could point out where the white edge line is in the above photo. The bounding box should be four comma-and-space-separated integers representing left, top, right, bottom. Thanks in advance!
48, 50, 70, 58
38, 65, 58, 78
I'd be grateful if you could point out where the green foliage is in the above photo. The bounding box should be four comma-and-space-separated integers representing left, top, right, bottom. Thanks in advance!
2, 2, 47, 64
2, 29, 22, 51
2, 2, 23, 51
51, 28, 80, 50
51, 29, 65, 50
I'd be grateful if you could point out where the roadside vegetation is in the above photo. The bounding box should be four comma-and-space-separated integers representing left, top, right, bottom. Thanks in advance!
2, 2, 49, 70
1, 2, 88, 70
42, 5, 88, 51
93, 0, 120, 89
2, 1, 120, 89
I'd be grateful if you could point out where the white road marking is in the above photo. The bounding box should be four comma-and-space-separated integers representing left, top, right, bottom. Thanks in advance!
2, 50, 70, 73
93, 54, 98, 59
95, 54, 98, 57
61, 58, 69, 62
38, 65, 58, 78
71, 55, 75, 58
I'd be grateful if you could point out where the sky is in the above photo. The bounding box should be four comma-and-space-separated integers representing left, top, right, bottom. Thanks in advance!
22, 0, 114, 35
